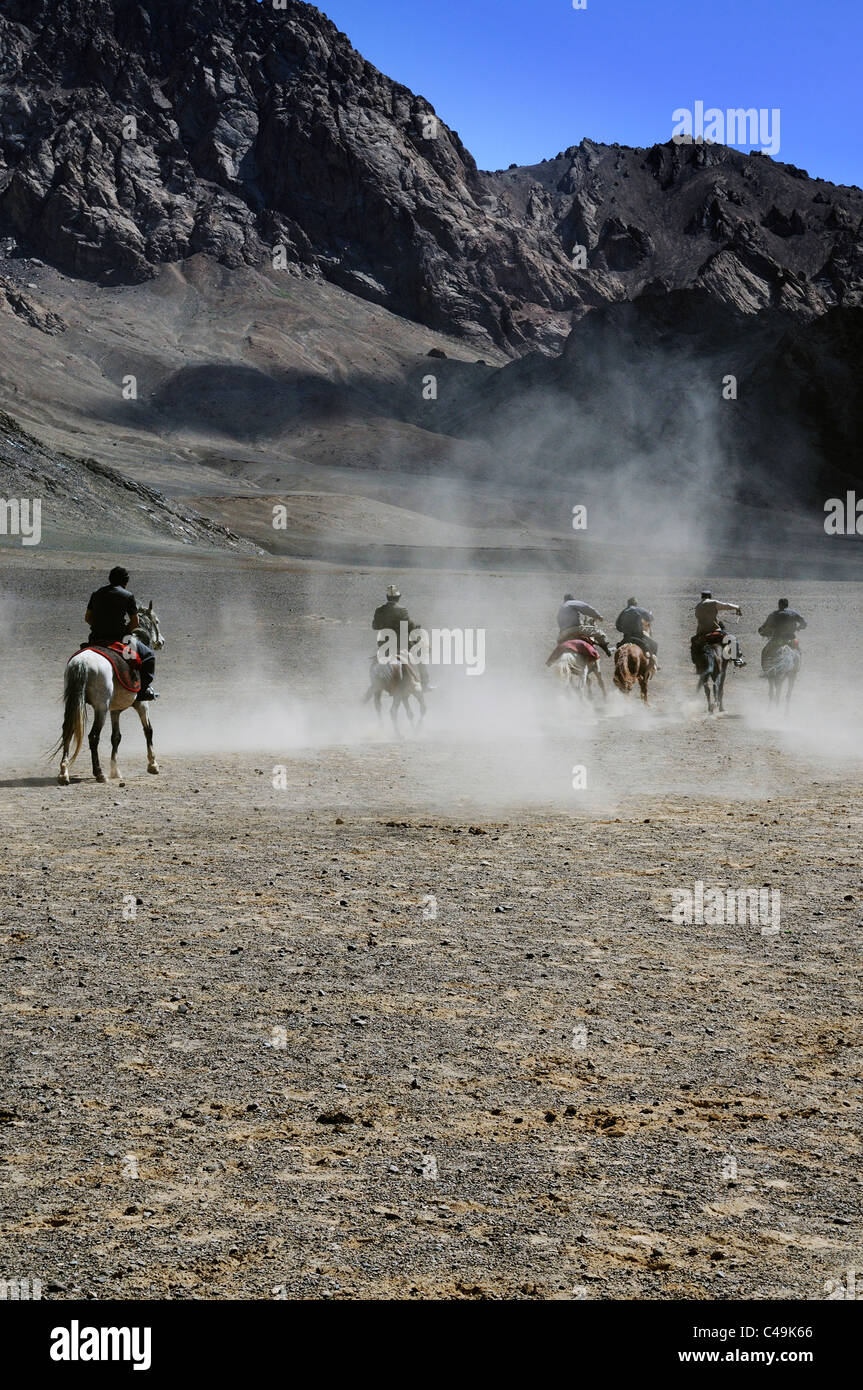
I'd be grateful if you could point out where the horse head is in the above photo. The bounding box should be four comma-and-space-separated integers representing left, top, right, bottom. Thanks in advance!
137, 600, 165, 651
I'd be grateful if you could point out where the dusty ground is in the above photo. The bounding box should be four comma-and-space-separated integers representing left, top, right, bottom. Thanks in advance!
1, 561, 861, 1299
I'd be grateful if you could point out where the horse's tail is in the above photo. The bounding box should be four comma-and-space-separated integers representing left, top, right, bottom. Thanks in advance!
696, 643, 718, 678
613, 646, 636, 692
775, 646, 797, 674
553, 653, 576, 686
53, 659, 89, 764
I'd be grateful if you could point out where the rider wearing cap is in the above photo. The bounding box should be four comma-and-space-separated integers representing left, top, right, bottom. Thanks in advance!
372, 584, 415, 640
372, 584, 430, 689
691, 590, 745, 668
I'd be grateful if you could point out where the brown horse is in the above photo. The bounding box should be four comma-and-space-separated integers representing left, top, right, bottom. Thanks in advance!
613, 642, 653, 703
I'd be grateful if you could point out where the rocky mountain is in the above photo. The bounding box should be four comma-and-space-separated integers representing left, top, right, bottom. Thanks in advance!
2, 0, 863, 356
0, 0, 861, 568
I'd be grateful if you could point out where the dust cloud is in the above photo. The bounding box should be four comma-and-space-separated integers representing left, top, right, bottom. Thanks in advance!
2, 555, 861, 817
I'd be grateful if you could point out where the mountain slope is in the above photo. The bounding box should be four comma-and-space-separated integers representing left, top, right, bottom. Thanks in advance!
0, 409, 261, 552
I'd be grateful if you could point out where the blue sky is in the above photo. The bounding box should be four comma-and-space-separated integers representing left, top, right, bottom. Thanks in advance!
302, 0, 862, 189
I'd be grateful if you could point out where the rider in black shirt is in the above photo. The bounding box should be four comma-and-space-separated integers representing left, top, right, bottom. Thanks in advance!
615, 598, 658, 658
85, 566, 157, 699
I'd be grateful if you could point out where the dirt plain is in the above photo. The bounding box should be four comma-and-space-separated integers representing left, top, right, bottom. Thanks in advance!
0, 560, 861, 1300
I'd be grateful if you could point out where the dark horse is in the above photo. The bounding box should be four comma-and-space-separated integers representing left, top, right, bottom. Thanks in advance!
763, 641, 801, 712
693, 632, 733, 714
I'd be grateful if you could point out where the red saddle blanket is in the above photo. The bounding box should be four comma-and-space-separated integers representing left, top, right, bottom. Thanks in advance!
73, 641, 141, 693
546, 637, 600, 666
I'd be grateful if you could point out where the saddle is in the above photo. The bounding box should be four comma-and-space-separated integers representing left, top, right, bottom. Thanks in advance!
546, 637, 600, 667
74, 641, 142, 693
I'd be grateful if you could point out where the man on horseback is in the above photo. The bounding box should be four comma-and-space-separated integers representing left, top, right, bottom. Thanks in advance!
758, 598, 806, 675
556, 593, 613, 657
372, 584, 431, 690
85, 566, 158, 700
615, 597, 658, 661
690, 591, 746, 669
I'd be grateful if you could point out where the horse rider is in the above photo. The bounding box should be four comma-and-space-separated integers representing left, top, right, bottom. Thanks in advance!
556, 592, 613, 657
372, 584, 431, 689
84, 565, 157, 700
758, 598, 806, 675
690, 590, 746, 669
615, 597, 658, 662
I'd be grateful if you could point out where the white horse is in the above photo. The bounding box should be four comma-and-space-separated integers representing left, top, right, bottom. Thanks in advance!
552, 649, 607, 704
56, 604, 164, 785
363, 651, 426, 730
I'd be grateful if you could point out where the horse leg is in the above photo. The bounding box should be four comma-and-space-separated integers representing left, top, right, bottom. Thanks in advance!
58, 724, 74, 785
89, 704, 108, 783
704, 653, 718, 713
58, 658, 90, 785
593, 665, 607, 701
716, 661, 728, 713
135, 702, 159, 774
785, 674, 796, 714
639, 671, 649, 704
110, 710, 123, 779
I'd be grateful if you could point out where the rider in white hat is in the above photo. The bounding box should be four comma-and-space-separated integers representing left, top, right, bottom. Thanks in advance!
371, 583, 431, 689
